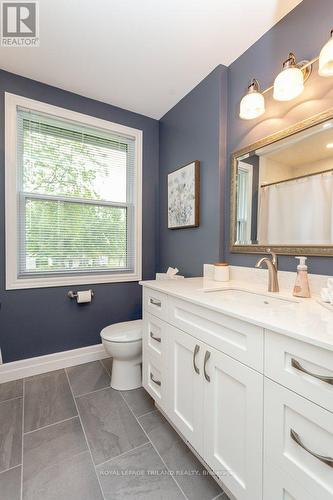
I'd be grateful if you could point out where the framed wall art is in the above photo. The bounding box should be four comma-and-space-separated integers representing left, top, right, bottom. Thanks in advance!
168, 161, 200, 229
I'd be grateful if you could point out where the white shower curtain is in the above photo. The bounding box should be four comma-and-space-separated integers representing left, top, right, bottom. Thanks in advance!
258, 172, 333, 245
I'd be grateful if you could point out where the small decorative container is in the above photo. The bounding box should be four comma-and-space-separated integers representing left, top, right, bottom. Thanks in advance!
203, 264, 215, 279
214, 262, 230, 282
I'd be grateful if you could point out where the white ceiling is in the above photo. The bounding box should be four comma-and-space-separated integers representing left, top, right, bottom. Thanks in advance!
0, 0, 302, 119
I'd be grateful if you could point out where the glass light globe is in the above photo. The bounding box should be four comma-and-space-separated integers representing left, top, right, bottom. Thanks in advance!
273, 66, 304, 101
239, 90, 265, 120
319, 35, 333, 77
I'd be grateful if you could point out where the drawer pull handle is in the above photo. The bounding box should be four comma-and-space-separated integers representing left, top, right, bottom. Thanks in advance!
150, 298, 161, 307
150, 331, 161, 343
290, 429, 333, 468
291, 358, 333, 385
204, 350, 211, 382
193, 345, 200, 375
150, 373, 161, 386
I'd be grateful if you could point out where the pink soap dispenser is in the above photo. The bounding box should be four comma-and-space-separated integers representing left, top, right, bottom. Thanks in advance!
293, 257, 311, 298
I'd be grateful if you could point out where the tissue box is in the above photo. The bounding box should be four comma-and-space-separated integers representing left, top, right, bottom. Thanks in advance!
156, 266, 184, 280
156, 273, 184, 280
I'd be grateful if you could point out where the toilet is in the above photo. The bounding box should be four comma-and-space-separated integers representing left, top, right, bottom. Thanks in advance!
100, 319, 143, 391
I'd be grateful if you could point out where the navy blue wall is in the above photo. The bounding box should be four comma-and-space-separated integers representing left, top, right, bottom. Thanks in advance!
158, 65, 228, 276
225, 0, 333, 275
0, 70, 159, 362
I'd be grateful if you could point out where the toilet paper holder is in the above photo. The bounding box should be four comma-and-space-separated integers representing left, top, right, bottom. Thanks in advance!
67, 290, 95, 299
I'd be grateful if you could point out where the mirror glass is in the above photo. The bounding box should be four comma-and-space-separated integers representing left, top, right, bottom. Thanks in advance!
234, 118, 333, 248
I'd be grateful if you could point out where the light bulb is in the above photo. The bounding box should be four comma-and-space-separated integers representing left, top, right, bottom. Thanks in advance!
239, 79, 265, 120
319, 30, 333, 77
273, 53, 304, 101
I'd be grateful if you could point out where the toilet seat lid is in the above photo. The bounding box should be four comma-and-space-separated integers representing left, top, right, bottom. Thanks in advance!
101, 319, 143, 343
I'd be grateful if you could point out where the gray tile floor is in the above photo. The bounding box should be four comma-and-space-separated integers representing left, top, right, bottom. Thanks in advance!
0, 360, 229, 500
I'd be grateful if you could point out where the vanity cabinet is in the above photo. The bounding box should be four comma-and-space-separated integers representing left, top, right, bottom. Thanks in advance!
142, 288, 264, 500
142, 284, 333, 500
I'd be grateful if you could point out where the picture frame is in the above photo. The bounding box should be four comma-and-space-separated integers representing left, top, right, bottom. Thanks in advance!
167, 160, 200, 229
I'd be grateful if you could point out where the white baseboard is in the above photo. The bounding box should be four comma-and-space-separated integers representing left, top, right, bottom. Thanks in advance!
0, 343, 109, 383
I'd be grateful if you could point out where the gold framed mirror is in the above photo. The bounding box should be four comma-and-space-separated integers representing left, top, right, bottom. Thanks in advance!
230, 108, 333, 256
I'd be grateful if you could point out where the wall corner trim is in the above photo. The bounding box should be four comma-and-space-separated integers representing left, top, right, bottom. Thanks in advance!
0, 343, 109, 383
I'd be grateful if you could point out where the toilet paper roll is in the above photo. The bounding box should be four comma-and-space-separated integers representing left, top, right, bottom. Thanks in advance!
77, 290, 92, 303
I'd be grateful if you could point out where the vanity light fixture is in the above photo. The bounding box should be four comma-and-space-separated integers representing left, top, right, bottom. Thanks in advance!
273, 53, 305, 101
239, 28, 333, 119
239, 79, 265, 120
326, 143, 333, 149
319, 29, 333, 77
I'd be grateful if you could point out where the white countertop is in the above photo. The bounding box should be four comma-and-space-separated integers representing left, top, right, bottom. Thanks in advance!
140, 277, 333, 352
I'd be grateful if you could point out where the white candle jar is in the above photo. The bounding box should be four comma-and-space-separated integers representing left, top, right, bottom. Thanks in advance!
214, 262, 230, 282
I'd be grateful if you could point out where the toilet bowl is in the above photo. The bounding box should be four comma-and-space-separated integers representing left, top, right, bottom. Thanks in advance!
100, 319, 143, 391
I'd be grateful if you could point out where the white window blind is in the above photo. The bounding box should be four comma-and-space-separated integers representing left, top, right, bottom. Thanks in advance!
16, 108, 137, 279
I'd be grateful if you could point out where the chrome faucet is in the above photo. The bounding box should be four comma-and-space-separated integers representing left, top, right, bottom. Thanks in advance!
255, 248, 279, 292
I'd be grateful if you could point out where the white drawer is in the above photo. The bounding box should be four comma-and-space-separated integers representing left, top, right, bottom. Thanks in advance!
168, 296, 264, 371
143, 288, 168, 321
264, 457, 313, 500
142, 353, 165, 409
265, 331, 333, 413
264, 378, 333, 500
143, 313, 166, 359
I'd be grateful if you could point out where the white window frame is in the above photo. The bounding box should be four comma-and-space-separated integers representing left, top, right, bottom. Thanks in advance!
236, 162, 253, 244
5, 92, 142, 290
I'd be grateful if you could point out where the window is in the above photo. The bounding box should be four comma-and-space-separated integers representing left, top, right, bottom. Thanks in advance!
236, 162, 253, 244
5, 93, 142, 289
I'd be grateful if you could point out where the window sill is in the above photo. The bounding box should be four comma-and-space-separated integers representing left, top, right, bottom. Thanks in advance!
6, 272, 142, 290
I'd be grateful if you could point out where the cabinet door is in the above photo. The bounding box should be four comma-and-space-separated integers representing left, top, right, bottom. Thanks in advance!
264, 378, 333, 500
264, 457, 314, 500
167, 325, 204, 456
204, 346, 263, 500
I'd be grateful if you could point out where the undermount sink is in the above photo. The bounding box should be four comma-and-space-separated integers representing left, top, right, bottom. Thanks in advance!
207, 288, 298, 308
